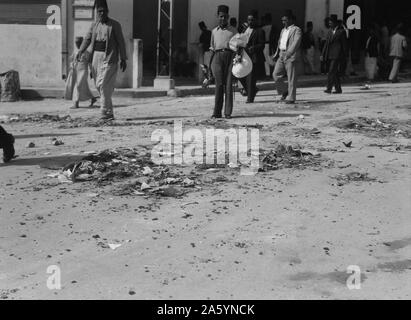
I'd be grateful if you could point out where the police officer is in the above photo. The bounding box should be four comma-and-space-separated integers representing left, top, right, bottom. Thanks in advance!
210, 5, 238, 119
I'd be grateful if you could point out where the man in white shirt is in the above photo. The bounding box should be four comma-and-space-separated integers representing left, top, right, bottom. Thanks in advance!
272, 13, 302, 104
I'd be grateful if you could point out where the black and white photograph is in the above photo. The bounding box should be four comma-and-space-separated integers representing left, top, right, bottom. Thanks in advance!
0, 0, 411, 305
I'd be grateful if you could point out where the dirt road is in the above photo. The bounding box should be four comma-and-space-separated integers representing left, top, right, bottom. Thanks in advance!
1, 83, 410, 299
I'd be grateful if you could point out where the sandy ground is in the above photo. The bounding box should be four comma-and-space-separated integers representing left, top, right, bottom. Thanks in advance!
0, 82, 411, 300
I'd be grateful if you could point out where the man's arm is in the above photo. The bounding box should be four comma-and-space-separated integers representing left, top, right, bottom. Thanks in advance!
78, 23, 94, 58
114, 21, 127, 61
341, 30, 348, 58
286, 27, 302, 58
209, 30, 215, 51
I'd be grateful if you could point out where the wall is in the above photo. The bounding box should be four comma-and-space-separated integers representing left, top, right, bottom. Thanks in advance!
187, 0, 240, 60
305, 0, 344, 35
239, 0, 306, 30
0, 24, 63, 87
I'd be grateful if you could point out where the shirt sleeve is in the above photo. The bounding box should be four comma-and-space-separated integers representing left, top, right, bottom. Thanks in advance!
114, 21, 128, 61
210, 30, 215, 51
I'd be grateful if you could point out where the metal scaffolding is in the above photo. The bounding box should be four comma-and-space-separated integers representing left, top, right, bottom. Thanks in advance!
156, 0, 174, 78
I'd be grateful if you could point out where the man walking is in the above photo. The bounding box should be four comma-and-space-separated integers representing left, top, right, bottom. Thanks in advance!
302, 21, 317, 75
262, 13, 275, 79
76, 0, 127, 121
210, 5, 237, 119
321, 15, 348, 94
389, 24, 408, 83
238, 10, 265, 103
272, 13, 302, 104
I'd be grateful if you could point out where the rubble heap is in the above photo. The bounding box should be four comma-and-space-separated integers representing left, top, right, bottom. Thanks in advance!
333, 117, 411, 138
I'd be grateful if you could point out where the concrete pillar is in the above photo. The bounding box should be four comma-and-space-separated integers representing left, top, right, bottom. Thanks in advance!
154, 76, 175, 90
133, 39, 143, 89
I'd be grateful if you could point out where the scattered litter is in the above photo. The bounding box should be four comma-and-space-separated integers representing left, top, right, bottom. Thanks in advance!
52, 138, 64, 146
57, 173, 73, 184
333, 117, 411, 138
26, 142, 35, 148
47, 148, 201, 198
260, 144, 327, 172
141, 183, 151, 191
343, 141, 353, 148
108, 244, 122, 250
334, 172, 377, 186
142, 167, 154, 175
86, 193, 99, 198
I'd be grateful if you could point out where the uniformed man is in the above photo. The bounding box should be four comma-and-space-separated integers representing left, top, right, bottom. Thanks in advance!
210, 5, 238, 119
76, 0, 127, 121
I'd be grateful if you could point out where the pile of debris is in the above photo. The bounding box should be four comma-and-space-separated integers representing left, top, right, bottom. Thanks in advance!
260, 144, 326, 172
333, 172, 377, 186
2, 113, 74, 123
333, 117, 411, 138
50, 148, 199, 198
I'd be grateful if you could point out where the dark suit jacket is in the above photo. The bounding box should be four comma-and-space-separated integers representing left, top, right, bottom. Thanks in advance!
245, 28, 266, 64
322, 28, 348, 60
81, 18, 128, 65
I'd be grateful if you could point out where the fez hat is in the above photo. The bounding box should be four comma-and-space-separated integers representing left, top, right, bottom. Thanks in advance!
199, 21, 206, 29
94, 0, 108, 9
217, 5, 229, 15
248, 10, 258, 18
75, 36, 84, 43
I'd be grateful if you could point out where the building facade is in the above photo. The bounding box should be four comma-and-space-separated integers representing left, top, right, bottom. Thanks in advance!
0, 0, 409, 88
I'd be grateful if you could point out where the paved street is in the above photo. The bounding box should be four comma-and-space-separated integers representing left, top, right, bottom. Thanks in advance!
1, 82, 411, 299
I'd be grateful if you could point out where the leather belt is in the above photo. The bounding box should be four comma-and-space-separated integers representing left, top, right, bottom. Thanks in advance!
215, 49, 232, 53
94, 41, 106, 52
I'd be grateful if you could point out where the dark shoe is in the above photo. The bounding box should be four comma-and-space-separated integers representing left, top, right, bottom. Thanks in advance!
89, 97, 98, 107
280, 92, 289, 101
240, 89, 247, 97
324, 90, 332, 94
332, 90, 342, 94
211, 115, 222, 119
225, 115, 232, 119
285, 100, 296, 104
100, 115, 115, 121
246, 100, 254, 104
2, 133, 15, 163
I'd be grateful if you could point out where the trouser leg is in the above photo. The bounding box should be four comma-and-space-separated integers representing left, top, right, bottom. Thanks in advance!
389, 57, 401, 81
273, 55, 287, 96
285, 60, 297, 101
223, 51, 234, 116
211, 52, 224, 116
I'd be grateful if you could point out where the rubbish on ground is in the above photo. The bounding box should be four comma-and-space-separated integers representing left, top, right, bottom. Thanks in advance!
343, 141, 353, 148
260, 144, 326, 172
334, 172, 377, 186
52, 138, 64, 146
48, 148, 201, 198
333, 117, 411, 138
26, 142, 35, 148
108, 244, 122, 250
